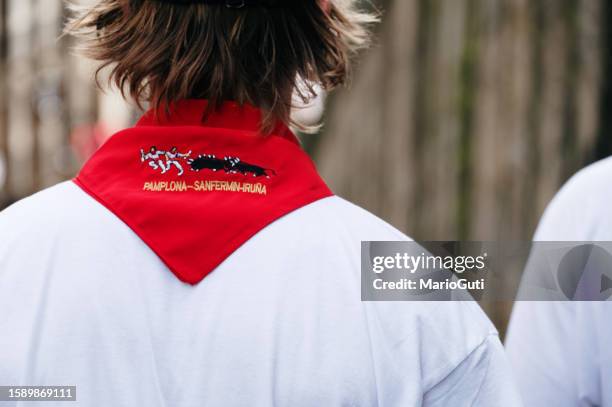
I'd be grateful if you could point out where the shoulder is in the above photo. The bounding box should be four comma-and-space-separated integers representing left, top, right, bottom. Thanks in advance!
280, 195, 410, 241
246, 195, 411, 267
0, 182, 82, 236
554, 156, 612, 203
535, 156, 612, 240
366, 300, 498, 390
0, 181, 136, 256
251, 195, 411, 274
1, 181, 101, 232
278, 196, 499, 382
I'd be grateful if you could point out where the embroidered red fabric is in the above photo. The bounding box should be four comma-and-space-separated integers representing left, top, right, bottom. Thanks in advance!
74, 100, 333, 284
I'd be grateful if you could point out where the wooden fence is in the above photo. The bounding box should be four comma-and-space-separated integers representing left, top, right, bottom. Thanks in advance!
0, 0, 133, 208
315, 0, 609, 331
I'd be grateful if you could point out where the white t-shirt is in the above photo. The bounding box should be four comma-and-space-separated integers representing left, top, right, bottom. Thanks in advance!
506, 156, 612, 406
0, 181, 522, 406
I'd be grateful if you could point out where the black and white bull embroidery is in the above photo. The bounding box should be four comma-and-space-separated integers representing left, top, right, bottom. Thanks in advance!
188, 154, 226, 173
141, 146, 276, 178
188, 155, 275, 178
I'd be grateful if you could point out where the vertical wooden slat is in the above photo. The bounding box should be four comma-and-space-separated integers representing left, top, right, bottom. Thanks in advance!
559, 0, 581, 181
575, 0, 601, 163
58, 2, 80, 178
378, 0, 419, 232
0, 0, 8, 203
29, 0, 40, 192
456, 0, 479, 240
409, 0, 438, 238
594, 0, 611, 160
429, 0, 466, 240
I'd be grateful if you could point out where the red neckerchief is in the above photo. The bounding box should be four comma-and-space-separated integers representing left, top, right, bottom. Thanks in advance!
74, 100, 333, 284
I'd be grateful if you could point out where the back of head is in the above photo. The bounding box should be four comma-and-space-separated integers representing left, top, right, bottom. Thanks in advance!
66, 0, 376, 132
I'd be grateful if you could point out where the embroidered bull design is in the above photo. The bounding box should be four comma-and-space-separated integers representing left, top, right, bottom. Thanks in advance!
188, 154, 226, 173
141, 146, 275, 178
188, 154, 275, 178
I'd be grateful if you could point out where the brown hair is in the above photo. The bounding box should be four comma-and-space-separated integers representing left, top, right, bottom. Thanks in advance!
65, 0, 377, 133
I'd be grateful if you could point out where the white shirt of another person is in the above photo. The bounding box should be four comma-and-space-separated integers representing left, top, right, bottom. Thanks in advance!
507, 156, 612, 406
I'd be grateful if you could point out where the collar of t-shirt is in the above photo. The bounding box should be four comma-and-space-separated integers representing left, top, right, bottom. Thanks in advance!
74, 100, 333, 284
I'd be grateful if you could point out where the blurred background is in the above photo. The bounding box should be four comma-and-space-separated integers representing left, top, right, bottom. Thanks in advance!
0, 0, 610, 334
